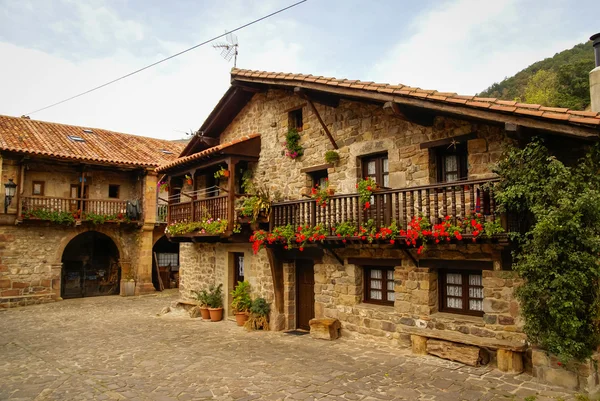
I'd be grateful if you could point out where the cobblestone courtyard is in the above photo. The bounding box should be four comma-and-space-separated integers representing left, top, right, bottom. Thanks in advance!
0, 292, 581, 401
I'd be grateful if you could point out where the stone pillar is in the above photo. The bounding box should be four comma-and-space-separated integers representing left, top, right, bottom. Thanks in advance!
134, 170, 158, 295
411, 335, 428, 355
497, 349, 524, 373
50, 263, 63, 300
134, 226, 156, 295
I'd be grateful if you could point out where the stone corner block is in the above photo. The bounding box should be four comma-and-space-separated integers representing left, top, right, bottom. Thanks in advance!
309, 318, 341, 340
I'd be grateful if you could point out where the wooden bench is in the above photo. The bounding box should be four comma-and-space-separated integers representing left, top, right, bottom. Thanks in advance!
404, 328, 526, 373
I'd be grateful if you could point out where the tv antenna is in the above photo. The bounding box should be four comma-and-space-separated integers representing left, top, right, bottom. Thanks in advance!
213, 32, 239, 67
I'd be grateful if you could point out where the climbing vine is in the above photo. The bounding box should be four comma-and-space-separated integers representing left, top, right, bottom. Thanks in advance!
494, 138, 600, 362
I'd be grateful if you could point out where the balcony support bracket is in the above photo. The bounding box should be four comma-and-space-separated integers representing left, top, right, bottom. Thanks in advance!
402, 248, 419, 266
318, 243, 344, 265
294, 87, 339, 150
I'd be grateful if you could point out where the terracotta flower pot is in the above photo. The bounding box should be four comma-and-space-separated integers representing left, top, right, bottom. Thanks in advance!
199, 306, 211, 320
234, 312, 249, 326
208, 307, 223, 322
223, 170, 230, 178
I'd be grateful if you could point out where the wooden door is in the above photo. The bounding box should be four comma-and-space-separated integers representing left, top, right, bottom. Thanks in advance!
296, 259, 315, 331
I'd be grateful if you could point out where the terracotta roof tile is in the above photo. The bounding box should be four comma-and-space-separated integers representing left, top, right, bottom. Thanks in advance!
568, 110, 600, 117
515, 108, 544, 117
0, 115, 185, 167
229, 68, 600, 130
156, 134, 260, 173
490, 105, 518, 113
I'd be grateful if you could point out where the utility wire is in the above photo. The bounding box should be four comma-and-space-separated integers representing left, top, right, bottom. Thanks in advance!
25, 0, 307, 116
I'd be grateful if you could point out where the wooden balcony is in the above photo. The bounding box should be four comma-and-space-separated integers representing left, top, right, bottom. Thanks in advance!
21, 196, 140, 223
270, 178, 507, 242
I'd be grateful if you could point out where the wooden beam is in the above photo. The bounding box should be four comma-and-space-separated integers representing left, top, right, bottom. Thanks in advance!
418, 259, 494, 270
231, 81, 264, 93
295, 87, 339, 149
347, 257, 403, 266
234, 78, 600, 140
383, 101, 409, 120
420, 132, 478, 149
300, 163, 333, 174
195, 135, 219, 148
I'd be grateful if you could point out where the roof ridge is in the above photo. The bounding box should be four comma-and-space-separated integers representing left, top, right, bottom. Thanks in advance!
0, 114, 181, 145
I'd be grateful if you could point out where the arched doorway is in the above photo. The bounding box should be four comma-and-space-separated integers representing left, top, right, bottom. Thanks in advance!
61, 231, 120, 299
152, 236, 180, 290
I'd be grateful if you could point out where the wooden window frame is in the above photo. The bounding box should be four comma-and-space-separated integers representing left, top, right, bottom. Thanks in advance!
436, 144, 468, 183
364, 266, 395, 306
309, 169, 328, 188
108, 184, 120, 199
439, 269, 484, 317
288, 108, 303, 132
32, 181, 45, 196
361, 153, 389, 188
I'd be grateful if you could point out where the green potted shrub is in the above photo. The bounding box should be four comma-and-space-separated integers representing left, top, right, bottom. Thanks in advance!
324, 150, 339, 164
244, 297, 270, 331
192, 288, 211, 319
231, 281, 252, 326
207, 284, 224, 322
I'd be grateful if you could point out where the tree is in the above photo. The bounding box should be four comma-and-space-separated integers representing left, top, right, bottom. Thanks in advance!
523, 70, 559, 106
495, 139, 600, 362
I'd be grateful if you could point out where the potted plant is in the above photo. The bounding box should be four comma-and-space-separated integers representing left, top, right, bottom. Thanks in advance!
244, 297, 271, 331
214, 166, 230, 179
231, 281, 252, 326
185, 174, 193, 186
121, 269, 135, 297
236, 186, 271, 224
207, 284, 224, 322
324, 150, 340, 164
192, 289, 211, 319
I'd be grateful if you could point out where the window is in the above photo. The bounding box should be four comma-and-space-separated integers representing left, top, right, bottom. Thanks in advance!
32, 181, 45, 196
67, 135, 85, 142
362, 153, 389, 188
157, 253, 179, 270
234, 252, 244, 284
440, 270, 484, 316
108, 184, 120, 199
288, 108, 303, 132
436, 144, 467, 183
364, 267, 395, 305
310, 169, 328, 188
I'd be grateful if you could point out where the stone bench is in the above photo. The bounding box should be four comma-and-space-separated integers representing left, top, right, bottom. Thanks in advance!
309, 318, 341, 340
405, 328, 526, 373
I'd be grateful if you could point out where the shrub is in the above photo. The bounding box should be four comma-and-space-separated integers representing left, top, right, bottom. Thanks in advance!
244, 297, 270, 331
231, 281, 252, 313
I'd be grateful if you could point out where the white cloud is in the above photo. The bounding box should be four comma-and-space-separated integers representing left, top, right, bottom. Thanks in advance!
371, 0, 583, 95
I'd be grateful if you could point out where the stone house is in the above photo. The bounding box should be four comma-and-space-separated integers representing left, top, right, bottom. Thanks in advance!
158, 66, 600, 390
0, 115, 185, 306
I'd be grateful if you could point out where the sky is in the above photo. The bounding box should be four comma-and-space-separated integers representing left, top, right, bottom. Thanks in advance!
0, 0, 597, 140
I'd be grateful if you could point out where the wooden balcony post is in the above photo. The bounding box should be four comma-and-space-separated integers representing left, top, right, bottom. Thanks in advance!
227, 158, 238, 231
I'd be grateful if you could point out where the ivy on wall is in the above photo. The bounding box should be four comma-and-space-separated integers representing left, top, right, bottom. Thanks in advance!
495, 138, 600, 362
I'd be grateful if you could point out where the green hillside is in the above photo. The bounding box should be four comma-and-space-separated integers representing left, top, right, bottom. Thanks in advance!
478, 41, 595, 110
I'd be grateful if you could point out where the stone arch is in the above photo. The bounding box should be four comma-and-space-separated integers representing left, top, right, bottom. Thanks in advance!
60, 230, 122, 299
53, 226, 127, 266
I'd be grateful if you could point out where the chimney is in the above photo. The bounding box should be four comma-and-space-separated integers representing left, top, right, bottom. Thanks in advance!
591, 33, 600, 112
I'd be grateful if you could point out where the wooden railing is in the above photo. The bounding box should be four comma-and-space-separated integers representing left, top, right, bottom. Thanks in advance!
270, 178, 502, 233
22, 196, 137, 221
167, 194, 229, 223
156, 204, 168, 224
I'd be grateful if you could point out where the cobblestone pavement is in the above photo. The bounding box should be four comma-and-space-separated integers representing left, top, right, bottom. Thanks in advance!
0, 292, 581, 401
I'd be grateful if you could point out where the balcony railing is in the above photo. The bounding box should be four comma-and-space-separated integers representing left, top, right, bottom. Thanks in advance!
270, 178, 503, 234
156, 204, 168, 224
21, 196, 138, 222
167, 194, 229, 223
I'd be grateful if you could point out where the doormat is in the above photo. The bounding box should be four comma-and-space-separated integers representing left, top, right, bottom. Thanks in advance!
284, 330, 310, 336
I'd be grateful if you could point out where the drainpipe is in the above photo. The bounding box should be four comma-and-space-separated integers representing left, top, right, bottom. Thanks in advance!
590, 33, 600, 113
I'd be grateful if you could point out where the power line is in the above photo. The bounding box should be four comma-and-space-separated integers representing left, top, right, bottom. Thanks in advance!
25, 0, 307, 116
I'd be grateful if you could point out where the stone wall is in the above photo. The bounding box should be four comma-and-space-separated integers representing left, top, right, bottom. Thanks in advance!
178, 244, 275, 318
218, 89, 511, 199
532, 348, 600, 392
0, 223, 144, 307
307, 245, 526, 354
